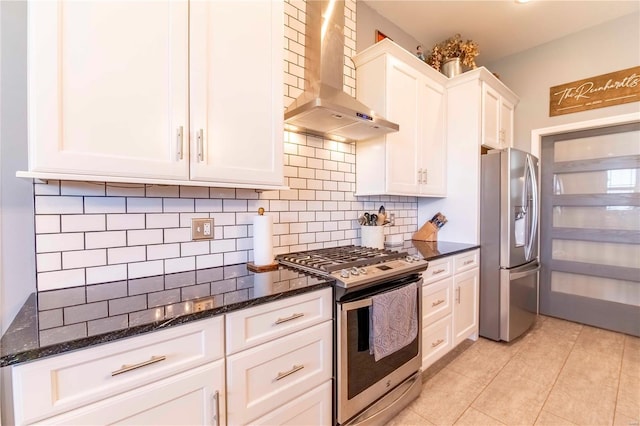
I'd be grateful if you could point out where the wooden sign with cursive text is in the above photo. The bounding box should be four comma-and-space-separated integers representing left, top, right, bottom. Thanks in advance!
549, 66, 640, 116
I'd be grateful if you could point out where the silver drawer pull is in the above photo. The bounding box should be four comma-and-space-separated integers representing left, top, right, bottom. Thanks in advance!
274, 312, 304, 325
433, 268, 446, 274
176, 126, 184, 160
431, 339, 445, 348
463, 260, 474, 265
212, 390, 220, 426
111, 355, 166, 376
432, 299, 445, 307
276, 364, 304, 381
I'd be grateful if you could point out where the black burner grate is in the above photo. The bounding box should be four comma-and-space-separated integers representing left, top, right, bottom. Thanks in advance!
276, 245, 407, 274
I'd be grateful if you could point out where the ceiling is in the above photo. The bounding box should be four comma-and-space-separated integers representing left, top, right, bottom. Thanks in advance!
362, 1, 640, 65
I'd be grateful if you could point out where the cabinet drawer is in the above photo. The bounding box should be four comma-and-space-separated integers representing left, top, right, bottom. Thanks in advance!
454, 249, 479, 273
423, 257, 452, 284
226, 321, 333, 425
423, 277, 453, 326
36, 360, 225, 426
252, 381, 332, 426
12, 316, 224, 425
422, 315, 453, 370
225, 287, 332, 355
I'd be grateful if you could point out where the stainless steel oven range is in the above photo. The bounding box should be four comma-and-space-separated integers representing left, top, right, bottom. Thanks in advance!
277, 246, 428, 425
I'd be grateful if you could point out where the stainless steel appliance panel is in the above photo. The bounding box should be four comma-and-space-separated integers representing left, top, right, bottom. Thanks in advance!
480, 148, 540, 342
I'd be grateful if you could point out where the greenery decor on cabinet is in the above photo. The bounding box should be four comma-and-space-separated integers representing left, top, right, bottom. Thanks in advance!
426, 33, 479, 76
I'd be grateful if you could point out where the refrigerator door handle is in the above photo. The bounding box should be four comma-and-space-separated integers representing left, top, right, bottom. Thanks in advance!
510, 265, 541, 280
524, 154, 539, 261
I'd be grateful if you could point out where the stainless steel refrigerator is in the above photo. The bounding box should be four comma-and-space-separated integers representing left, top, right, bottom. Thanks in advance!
480, 148, 540, 342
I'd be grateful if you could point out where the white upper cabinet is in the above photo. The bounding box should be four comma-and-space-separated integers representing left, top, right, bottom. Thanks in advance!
189, 0, 284, 186
482, 82, 515, 149
353, 39, 448, 197
25, 0, 284, 189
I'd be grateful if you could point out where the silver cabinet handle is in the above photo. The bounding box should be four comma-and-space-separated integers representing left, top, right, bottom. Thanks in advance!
423, 168, 428, 184
276, 364, 304, 381
456, 287, 461, 304
197, 129, 204, 162
111, 355, 166, 376
417, 169, 423, 184
432, 299, 445, 307
275, 312, 304, 325
433, 268, 446, 275
431, 338, 445, 348
176, 126, 184, 160
212, 390, 220, 426
463, 260, 474, 265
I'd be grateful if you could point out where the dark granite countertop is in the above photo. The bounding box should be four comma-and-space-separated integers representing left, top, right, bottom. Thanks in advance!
405, 240, 480, 261
0, 264, 333, 367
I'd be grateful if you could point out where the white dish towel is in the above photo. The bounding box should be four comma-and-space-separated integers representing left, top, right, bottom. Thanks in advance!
370, 282, 418, 361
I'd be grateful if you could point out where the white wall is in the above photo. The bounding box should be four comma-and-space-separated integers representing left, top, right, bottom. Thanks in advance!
486, 12, 640, 152
356, 1, 422, 54
0, 1, 35, 335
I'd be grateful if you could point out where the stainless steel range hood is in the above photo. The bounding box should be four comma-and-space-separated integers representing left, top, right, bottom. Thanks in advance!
284, 0, 399, 142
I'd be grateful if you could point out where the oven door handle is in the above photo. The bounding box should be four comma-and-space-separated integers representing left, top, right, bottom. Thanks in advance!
341, 298, 373, 311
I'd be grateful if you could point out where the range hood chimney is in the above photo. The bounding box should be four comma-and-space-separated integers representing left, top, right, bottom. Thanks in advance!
284, 0, 399, 142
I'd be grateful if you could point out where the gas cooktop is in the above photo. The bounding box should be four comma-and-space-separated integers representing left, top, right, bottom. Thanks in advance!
276, 245, 428, 288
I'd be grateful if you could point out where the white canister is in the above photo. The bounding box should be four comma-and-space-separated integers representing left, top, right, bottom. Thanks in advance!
361, 226, 384, 249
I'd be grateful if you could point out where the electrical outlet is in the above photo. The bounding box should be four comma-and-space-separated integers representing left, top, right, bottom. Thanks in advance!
193, 297, 215, 312
192, 218, 214, 240
389, 213, 396, 226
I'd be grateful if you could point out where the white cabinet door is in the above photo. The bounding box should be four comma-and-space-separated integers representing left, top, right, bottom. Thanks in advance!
385, 59, 422, 195
189, 0, 284, 186
252, 381, 332, 426
420, 80, 447, 196
453, 268, 480, 346
500, 98, 515, 148
482, 83, 501, 149
28, 1, 189, 180
40, 361, 225, 426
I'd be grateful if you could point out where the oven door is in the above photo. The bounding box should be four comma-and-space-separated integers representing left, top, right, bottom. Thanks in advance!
337, 275, 423, 425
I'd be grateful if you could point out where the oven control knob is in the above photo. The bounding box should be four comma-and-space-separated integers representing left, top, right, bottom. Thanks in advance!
405, 255, 414, 263
358, 267, 367, 275
350, 267, 360, 276
340, 269, 350, 278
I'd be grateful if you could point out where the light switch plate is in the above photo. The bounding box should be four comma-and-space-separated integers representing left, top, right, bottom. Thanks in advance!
192, 218, 214, 240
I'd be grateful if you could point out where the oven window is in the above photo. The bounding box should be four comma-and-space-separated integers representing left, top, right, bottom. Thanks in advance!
346, 306, 419, 399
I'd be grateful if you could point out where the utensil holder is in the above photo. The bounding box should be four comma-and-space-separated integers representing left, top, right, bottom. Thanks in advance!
361, 226, 384, 249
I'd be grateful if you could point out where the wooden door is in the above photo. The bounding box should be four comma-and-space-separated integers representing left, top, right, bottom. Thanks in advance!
28, 1, 189, 179
539, 122, 640, 336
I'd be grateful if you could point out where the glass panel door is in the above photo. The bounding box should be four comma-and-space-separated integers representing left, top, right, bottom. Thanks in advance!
540, 122, 640, 336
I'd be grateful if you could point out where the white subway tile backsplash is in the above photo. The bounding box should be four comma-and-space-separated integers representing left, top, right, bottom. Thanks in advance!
36, 196, 83, 214
145, 185, 179, 198
37, 253, 61, 272
223, 225, 248, 239
128, 260, 164, 279
87, 263, 127, 284
223, 199, 247, 212
196, 253, 223, 269
35, 215, 61, 234
146, 213, 180, 229
106, 183, 145, 197
61, 214, 106, 233
107, 214, 145, 231
179, 186, 209, 199
273, 223, 290, 235
61, 181, 106, 196
108, 246, 146, 265
164, 228, 191, 244
181, 241, 210, 257
36, 233, 84, 253
210, 188, 236, 199
224, 251, 247, 265
163, 198, 194, 213
63, 249, 107, 269
147, 243, 180, 260
85, 197, 126, 214
211, 239, 236, 254
127, 197, 163, 213
37, 269, 85, 291
85, 231, 127, 249
34, 180, 61, 195
195, 199, 223, 212
127, 229, 163, 246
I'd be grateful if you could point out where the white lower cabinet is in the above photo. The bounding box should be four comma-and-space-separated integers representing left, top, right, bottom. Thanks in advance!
38, 361, 225, 426
226, 321, 333, 425
422, 249, 479, 370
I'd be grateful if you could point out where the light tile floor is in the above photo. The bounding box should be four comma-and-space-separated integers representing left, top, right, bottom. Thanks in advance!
389, 315, 640, 426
